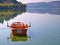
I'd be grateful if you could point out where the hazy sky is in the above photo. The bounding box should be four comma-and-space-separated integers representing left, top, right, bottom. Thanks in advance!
17, 0, 59, 3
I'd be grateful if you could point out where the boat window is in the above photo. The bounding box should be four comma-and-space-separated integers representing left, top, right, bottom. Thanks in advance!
17, 30, 22, 33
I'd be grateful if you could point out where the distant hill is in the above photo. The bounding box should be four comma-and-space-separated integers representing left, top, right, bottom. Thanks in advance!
27, 1, 60, 9
0, 0, 18, 4
0, 0, 26, 10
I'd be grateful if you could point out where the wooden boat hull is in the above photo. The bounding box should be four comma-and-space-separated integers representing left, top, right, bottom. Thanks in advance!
7, 22, 30, 35
11, 28, 28, 35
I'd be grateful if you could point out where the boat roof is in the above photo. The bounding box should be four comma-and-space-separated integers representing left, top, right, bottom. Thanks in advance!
10, 22, 27, 28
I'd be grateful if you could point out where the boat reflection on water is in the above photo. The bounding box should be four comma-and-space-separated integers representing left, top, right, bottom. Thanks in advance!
7, 32, 31, 42
9, 33, 28, 42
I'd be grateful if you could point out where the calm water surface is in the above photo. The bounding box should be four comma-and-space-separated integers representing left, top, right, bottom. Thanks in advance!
0, 9, 60, 45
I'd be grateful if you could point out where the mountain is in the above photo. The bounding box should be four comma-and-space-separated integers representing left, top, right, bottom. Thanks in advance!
0, 0, 18, 4
0, 0, 26, 10
27, 1, 60, 9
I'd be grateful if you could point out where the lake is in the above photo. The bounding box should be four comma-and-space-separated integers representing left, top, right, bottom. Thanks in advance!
0, 8, 60, 45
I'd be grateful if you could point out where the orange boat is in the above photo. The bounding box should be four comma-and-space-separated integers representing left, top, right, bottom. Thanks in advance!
7, 22, 31, 35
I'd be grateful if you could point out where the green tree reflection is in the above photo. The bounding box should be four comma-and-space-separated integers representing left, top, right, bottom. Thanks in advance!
0, 9, 26, 24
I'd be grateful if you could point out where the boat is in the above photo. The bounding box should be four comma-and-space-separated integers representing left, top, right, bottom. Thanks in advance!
7, 22, 31, 35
